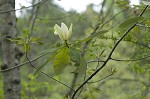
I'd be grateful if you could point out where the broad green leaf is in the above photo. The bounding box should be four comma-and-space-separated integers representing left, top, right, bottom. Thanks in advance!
53, 47, 70, 74
142, 1, 150, 5
77, 57, 87, 74
34, 50, 58, 75
69, 47, 80, 66
119, 17, 143, 28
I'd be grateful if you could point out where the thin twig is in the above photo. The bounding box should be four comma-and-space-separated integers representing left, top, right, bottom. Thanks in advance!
98, 36, 150, 49
87, 55, 150, 63
88, 72, 114, 83
25, 52, 75, 92
0, 51, 52, 72
136, 24, 150, 28
29, 4, 39, 38
0, 0, 46, 14
110, 55, 150, 62
71, 5, 149, 99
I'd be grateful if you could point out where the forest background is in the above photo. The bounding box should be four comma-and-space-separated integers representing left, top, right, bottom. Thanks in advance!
0, 0, 150, 99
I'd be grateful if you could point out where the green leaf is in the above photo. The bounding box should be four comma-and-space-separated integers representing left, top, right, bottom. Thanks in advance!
69, 47, 80, 66
34, 50, 58, 75
31, 37, 43, 44
24, 43, 30, 53
77, 57, 87, 74
7, 37, 24, 44
53, 47, 70, 74
119, 17, 143, 28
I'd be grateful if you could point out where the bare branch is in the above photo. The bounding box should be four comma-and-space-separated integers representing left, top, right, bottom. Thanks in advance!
110, 55, 150, 62
136, 24, 150, 28
87, 55, 150, 63
88, 71, 115, 83
0, 51, 52, 72
25, 52, 75, 92
71, 5, 149, 99
0, 0, 46, 14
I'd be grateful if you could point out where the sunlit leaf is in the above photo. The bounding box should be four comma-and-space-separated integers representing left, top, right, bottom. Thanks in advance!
53, 47, 70, 74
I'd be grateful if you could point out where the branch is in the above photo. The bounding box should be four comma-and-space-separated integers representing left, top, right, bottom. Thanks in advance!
25, 52, 75, 92
99, 77, 146, 86
36, 13, 75, 21
0, 0, 46, 14
71, 5, 149, 99
29, 4, 39, 38
110, 55, 150, 62
87, 55, 150, 63
0, 51, 52, 72
100, 36, 150, 49
136, 24, 150, 28
88, 71, 115, 83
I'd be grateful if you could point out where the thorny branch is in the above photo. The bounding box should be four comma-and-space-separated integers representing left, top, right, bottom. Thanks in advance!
71, 5, 149, 99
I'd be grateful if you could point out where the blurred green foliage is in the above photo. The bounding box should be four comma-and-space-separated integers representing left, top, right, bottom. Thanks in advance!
0, 0, 150, 99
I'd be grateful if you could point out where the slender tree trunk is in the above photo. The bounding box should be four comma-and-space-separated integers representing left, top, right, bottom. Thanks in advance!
0, 0, 23, 99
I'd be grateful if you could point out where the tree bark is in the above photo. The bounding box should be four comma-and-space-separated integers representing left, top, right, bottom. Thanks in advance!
0, 0, 23, 99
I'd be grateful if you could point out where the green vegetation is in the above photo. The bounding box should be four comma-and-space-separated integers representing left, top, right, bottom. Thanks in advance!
0, 0, 150, 99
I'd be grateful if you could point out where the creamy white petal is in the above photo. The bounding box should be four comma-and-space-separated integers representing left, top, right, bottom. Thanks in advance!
54, 24, 65, 40
54, 24, 61, 35
61, 23, 68, 36
68, 23, 73, 39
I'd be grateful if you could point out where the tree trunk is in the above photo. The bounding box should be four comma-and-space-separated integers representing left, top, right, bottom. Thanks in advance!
0, 0, 23, 99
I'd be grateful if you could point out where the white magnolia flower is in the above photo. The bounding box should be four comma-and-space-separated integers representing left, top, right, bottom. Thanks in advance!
54, 23, 73, 40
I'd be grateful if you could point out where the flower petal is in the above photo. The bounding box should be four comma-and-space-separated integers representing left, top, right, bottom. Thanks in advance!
54, 24, 66, 40
61, 23, 68, 35
54, 24, 62, 35
68, 23, 73, 39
